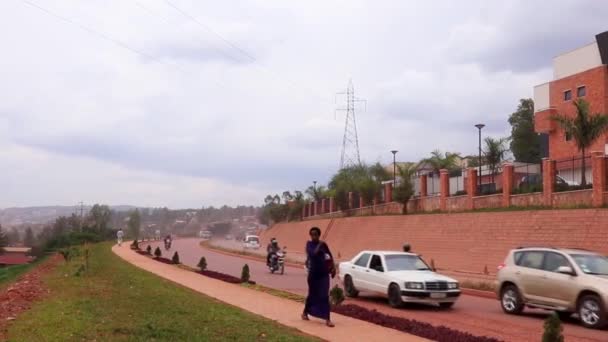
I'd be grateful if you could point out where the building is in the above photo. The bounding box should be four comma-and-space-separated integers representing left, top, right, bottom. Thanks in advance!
0, 247, 34, 267
534, 31, 608, 183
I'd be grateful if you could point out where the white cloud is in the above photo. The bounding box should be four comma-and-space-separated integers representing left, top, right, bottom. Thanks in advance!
0, 0, 606, 207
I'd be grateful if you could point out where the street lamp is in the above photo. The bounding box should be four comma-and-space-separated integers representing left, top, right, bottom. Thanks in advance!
474, 124, 485, 192
390, 150, 398, 186
313, 181, 317, 199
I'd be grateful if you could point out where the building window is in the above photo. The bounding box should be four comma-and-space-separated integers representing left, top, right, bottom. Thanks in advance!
565, 131, 572, 141
577, 86, 586, 97
564, 90, 572, 101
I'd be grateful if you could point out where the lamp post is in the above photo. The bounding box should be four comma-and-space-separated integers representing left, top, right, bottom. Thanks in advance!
313, 180, 317, 199
474, 124, 485, 192
390, 150, 398, 186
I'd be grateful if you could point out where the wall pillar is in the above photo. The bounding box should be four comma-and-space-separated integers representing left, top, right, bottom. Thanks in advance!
592, 151, 606, 207
439, 169, 449, 211
329, 197, 335, 213
359, 195, 364, 209
384, 182, 393, 203
321, 198, 327, 214
302, 204, 307, 218
419, 174, 428, 211
466, 168, 478, 210
542, 158, 555, 207
502, 163, 514, 207
348, 192, 354, 209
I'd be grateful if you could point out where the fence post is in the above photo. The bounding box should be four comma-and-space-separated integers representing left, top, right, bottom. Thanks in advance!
384, 182, 393, 203
302, 204, 307, 218
321, 198, 327, 214
329, 197, 335, 213
359, 195, 364, 209
542, 158, 555, 207
502, 163, 514, 207
348, 192, 354, 209
466, 168, 478, 210
439, 169, 449, 211
592, 151, 606, 207
419, 174, 428, 211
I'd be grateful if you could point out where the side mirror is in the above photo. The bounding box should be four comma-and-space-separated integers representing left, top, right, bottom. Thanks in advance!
557, 266, 575, 276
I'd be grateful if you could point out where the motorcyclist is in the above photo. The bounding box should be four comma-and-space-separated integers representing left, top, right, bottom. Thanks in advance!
266, 238, 280, 267
164, 234, 172, 249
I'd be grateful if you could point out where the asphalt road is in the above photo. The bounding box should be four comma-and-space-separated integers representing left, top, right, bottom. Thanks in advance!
148, 238, 608, 342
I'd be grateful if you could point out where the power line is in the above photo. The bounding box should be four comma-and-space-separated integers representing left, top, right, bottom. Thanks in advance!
20, 0, 230, 90
161, 0, 333, 104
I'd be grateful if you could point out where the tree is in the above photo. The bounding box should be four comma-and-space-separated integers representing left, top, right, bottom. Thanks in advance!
24, 227, 35, 247
542, 312, 564, 342
551, 99, 608, 186
154, 246, 162, 258
393, 163, 417, 214
127, 209, 141, 239
88, 204, 112, 233
508, 98, 541, 163
421, 150, 460, 174
197, 256, 207, 271
7, 228, 20, 245
483, 137, 509, 185
241, 264, 250, 283
172, 251, 180, 264
0, 225, 7, 252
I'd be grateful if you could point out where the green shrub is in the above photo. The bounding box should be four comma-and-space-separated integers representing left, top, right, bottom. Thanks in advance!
329, 285, 345, 306
59, 248, 71, 262
542, 312, 564, 342
146, 245, 152, 255
154, 247, 162, 258
197, 256, 207, 271
74, 264, 86, 277
241, 264, 250, 283
172, 251, 180, 264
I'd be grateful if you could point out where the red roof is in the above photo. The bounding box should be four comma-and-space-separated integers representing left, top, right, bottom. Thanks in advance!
0, 254, 33, 265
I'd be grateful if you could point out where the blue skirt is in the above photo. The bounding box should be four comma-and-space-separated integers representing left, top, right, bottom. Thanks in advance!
304, 272, 330, 320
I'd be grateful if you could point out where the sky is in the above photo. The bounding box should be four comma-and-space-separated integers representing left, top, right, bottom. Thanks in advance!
1, 0, 607, 209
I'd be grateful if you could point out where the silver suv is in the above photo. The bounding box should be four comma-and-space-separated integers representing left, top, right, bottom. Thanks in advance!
497, 247, 608, 329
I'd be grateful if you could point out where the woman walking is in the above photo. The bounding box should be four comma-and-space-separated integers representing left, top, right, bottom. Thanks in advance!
302, 226, 336, 327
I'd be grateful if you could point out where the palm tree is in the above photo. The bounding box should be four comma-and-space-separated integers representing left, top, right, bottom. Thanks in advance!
421, 150, 461, 174
393, 163, 417, 214
551, 99, 608, 186
483, 137, 509, 185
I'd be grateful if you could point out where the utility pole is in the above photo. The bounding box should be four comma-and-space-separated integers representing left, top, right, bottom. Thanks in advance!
78, 201, 84, 232
336, 80, 365, 169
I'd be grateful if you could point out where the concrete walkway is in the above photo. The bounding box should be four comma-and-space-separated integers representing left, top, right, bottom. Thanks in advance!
112, 244, 428, 342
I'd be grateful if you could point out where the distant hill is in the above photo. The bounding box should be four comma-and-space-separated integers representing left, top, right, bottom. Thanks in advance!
0, 205, 139, 227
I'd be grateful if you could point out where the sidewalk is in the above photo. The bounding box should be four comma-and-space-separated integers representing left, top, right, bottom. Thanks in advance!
112, 244, 428, 342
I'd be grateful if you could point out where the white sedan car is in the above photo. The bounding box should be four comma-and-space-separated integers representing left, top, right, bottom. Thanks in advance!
339, 251, 461, 308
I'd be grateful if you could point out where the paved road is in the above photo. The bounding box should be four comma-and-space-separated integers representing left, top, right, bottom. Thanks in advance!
149, 238, 608, 342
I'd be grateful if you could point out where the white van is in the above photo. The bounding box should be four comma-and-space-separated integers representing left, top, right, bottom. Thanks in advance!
243, 235, 260, 249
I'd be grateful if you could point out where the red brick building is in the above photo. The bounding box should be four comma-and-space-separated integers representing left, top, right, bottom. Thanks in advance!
534, 31, 608, 183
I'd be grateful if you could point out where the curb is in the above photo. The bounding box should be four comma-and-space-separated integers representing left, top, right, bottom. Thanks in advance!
199, 244, 305, 269
460, 288, 496, 300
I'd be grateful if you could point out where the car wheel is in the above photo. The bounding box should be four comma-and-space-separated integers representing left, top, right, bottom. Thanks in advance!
388, 283, 403, 308
501, 285, 524, 315
439, 302, 454, 309
344, 275, 359, 298
578, 294, 607, 329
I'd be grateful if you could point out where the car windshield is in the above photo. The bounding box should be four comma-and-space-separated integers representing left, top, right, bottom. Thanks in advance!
571, 254, 608, 275
384, 254, 430, 271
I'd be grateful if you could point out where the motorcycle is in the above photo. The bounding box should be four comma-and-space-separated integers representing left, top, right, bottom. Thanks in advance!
164, 239, 172, 250
269, 247, 286, 275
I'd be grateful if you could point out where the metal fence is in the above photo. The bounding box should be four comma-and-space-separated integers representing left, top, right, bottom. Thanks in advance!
512, 162, 543, 194
449, 169, 466, 195
554, 156, 593, 192
426, 172, 440, 196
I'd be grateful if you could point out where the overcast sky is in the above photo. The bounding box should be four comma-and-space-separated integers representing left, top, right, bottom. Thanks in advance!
1, 0, 607, 209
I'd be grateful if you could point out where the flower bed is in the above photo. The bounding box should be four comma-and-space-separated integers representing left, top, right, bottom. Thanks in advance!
200, 270, 256, 285
153, 257, 175, 265
332, 304, 501, 342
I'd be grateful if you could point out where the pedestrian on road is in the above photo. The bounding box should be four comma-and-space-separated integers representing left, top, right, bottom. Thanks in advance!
302, 226, 336, 327
117, 229, 124, 246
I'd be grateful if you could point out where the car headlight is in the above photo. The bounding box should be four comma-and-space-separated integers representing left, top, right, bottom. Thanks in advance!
405, 282, 424, 290
448, 282, 459, 289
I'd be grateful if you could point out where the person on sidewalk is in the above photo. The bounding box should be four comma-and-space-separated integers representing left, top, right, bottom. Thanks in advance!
302, 226, 336, 327
117, 229, 124, 246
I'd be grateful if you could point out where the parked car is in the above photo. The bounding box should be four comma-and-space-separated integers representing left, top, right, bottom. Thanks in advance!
338, 251, 460, 308
497, 246, 608, 329
518, 174, 578, 188
243, 235, 260, 249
